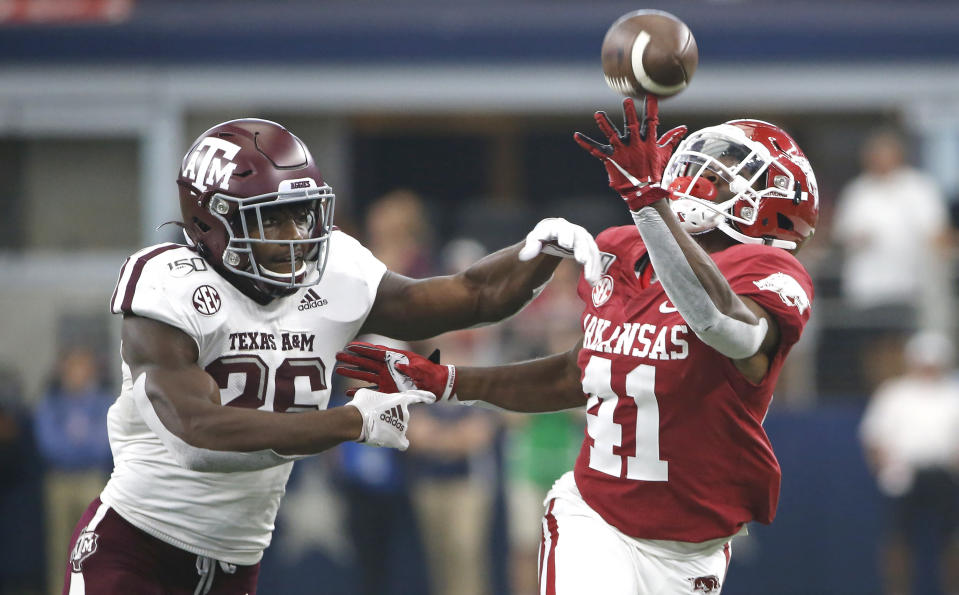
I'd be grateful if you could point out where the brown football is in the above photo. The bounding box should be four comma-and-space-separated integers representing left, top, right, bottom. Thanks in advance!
601, 9, 698, 98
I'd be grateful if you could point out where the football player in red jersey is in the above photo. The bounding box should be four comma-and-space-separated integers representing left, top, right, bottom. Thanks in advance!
62, 118, 604, 595
336, 96, 818, 594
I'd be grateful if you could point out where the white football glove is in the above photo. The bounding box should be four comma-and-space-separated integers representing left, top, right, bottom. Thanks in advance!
346, 388, 436, 450
518, 217, 602, 285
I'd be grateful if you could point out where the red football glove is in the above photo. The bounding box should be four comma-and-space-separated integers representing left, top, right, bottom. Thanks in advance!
573, 96, 686, 210
334, 341, 457, 402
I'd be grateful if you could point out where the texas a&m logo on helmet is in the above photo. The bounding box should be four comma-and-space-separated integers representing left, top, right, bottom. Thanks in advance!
180, 137, 241, 193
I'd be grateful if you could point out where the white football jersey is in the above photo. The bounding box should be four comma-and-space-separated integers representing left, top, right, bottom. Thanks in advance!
100, 230, 386, 565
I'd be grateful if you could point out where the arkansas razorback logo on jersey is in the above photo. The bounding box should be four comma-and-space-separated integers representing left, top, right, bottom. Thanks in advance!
753, 272, 809, 314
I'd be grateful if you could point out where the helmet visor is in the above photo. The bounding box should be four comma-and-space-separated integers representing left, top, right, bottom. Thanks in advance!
671, 137, 768, 197
663, 128, 775, 227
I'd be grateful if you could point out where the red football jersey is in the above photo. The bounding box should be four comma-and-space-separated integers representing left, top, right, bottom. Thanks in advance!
572, 226, 813, 543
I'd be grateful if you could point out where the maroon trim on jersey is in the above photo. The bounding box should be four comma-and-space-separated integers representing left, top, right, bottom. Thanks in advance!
118, 245, 180, 313
110, 257, 131, 313
538, 508, 547, 586
719, 542, 732, 590
538, 515, 546, 586
541, 498, 559, 595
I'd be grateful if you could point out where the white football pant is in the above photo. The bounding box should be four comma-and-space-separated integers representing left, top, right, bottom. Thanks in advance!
538, 472, 732, 595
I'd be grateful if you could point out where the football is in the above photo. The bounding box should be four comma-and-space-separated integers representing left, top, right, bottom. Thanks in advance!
601, 9, 698, 98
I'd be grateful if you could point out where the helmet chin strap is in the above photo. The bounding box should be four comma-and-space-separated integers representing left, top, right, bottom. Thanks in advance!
716, 221, 797, 250
251, 261, 320, 298
669, 180, 799, 251
671, 198, 797, 250
258, 260, 312, 282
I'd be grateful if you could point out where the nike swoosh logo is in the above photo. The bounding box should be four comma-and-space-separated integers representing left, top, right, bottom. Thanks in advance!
659, 300, 678, 313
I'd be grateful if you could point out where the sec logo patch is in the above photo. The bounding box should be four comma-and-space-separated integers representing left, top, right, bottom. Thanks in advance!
591, 275, 614, 307
192, 285, 222, 315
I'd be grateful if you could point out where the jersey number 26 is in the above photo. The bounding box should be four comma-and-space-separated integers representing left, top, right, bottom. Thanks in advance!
205, 355, 327, 412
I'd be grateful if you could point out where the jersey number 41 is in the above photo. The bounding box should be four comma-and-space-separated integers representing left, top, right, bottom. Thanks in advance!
583, 355, 668, 482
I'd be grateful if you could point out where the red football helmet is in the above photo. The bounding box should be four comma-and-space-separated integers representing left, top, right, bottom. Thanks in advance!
177, 118, 335, 300
661, 119, 818, 251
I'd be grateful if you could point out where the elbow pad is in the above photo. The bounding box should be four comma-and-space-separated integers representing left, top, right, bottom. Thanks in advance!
631, 207, 768, 360
132, 374, 304, 473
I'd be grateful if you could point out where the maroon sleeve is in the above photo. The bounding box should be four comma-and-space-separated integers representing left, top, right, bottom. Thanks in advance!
715, 244, 814, 347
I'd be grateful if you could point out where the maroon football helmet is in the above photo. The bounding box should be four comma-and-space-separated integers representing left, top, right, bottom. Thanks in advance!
662, 119, 819, 251
177, 118, 335, 300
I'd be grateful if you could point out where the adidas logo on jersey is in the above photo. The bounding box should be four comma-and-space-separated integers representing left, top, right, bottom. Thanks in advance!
379, 406, 406, 431
298, 289, 328, 311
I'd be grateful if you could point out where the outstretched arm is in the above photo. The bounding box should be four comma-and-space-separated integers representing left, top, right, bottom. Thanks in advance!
362, 218, 601, 341
575, 96, 779, 381
455, 344, 586, 412
630, 201, 780, 379
336, 341, 586, 413
122, 315, 430, 472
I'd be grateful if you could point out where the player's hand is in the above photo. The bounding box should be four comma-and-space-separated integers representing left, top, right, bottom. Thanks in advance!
574, 95, 686, 199
346, 387, 435, 450
335, 342, 458, 402
518, 217, 602, 286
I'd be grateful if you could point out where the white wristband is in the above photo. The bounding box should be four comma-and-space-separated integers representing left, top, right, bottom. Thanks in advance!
441, 365, 456, 401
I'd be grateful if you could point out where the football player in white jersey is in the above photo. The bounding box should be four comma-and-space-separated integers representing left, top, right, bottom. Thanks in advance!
62, 118, 602, 595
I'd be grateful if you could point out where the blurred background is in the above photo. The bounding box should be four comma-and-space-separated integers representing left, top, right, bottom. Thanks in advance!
3, 1, 959, 593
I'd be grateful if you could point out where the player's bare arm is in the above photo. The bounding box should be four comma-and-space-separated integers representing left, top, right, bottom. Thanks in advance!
363, 245, 556, 340
735, 296, 781, 382
336, 340, 587, 412
455, 342, 586, 411
122, 314, 363, 458
363, 217, 602, 340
